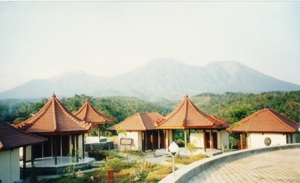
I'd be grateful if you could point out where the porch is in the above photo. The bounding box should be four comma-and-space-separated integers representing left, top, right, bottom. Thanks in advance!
20, 156, 95, 176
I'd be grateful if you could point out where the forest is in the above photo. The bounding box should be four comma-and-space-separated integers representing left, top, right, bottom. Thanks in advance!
0, 91, 299, 128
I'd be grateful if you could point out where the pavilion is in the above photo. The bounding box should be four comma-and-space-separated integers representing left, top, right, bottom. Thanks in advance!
0, 121, 46, 182
229, 108, 299, 149
156, 95, 229, 152
107, 112, 165, 151
74, 99, 116, 137
15, 93, 92, 166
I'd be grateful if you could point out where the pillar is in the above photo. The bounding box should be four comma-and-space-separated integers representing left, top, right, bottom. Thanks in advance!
184, 130, 187, 148
76, 134, 79, 162
203, 130, 206, 152
54, 136, 57, 165
60, 135, 62, 157
210, 130, 213, 150
22, 146, 27, 180
82, 134, 85, 159
72, 135, 75, 157
240, 134, 243, 150
158, 130, 160, 149
165, 130, 169, 151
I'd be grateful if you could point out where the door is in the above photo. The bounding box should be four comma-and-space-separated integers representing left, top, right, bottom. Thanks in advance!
212, 132, 218, 149
205, 132, 210, 148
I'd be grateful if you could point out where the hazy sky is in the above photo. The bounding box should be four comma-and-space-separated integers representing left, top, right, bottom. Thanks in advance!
1, 2, 300, 92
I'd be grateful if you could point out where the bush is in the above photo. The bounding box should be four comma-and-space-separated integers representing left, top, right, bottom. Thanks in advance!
87, 151, 109, 161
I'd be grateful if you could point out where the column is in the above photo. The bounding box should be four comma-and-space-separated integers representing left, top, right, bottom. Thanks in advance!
240, 134, 243, 150
203, 130, 206, 152
210, 130, 213, 150
82, 134, 85, 159
76, 134, 79, 162
184, 130, 187, 148
158, 130, 160, 149
54, 136, 57, 165
60, 135, 62, 157
22, 145, 27, 180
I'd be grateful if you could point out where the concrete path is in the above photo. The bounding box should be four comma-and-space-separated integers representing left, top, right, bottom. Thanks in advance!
188, 148, 300, 183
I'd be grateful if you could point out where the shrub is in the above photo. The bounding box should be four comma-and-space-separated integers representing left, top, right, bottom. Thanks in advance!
87, 151, 109, 161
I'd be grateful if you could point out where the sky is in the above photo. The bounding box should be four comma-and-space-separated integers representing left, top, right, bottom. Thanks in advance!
0, 2, 300, 92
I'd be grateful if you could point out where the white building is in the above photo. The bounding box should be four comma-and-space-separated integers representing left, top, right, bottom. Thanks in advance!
0, 121, 45, 183
230, 108, 299, 149
157, 96, 230, 151
107, 112, 165, 151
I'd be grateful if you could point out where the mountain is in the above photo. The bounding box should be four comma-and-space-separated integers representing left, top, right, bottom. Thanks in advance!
0, 59, 299, 100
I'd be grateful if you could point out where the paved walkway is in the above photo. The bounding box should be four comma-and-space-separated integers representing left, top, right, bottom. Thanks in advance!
188, 148, 300, 183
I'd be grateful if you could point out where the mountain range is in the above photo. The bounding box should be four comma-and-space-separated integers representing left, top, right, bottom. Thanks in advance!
1, 58, 299, 100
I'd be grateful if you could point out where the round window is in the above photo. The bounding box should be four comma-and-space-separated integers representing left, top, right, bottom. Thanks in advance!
264, 137, 271, 146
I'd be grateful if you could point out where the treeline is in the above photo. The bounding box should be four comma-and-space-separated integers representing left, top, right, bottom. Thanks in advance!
191, 91, 300, 123
0, 94, 171, 125
0, 91, 299, 125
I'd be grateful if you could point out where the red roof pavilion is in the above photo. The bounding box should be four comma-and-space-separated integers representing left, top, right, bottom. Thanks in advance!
157, 95, 229, 129
229, 108, 299, 133
74, 99, 116, 126
108, 112, 164, 131
15, 93, 91, 134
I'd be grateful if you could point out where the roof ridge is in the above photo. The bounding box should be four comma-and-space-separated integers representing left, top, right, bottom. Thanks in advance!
138, 113, 147, 131
54, 96, 91, 130
53, 98, 57, 131
187, 97, 216, 125
158, 97, 186, 126
16, 99, 52, 130
266, 109, 297, 131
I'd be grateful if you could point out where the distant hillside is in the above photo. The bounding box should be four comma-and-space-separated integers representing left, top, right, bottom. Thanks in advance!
1, 91, 299, 125
190, 91, 300, 123
0, 58, 299, 100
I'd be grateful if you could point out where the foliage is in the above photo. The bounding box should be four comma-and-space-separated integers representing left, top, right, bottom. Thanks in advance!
1, 91, 299, 129
168, 154, 208, 165
87, 151, 109, 161
29, 165, 38, 183
191, 91, 300, 123
186, 142, 197, 157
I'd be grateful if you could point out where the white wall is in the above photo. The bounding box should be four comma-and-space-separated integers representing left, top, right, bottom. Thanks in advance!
190, 130, 229, 150
118, 132, 141, 151
190, 133, 204, 148
248, 133, 287, 149
19, 146, 32, 161
0, 149, 20, 183
220, 130, 229, 150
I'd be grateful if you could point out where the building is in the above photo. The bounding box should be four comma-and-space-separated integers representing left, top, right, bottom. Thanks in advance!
0, 121, 46, 182
229, 108, 300, 149
157, 95, 229, 151
107, 112, 165, 151
15, 93, 91, 165
74, 99, 116, 137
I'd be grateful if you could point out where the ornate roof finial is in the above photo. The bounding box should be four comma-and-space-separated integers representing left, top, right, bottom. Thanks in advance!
52, 93, 56, 98
185, 94, 189, 98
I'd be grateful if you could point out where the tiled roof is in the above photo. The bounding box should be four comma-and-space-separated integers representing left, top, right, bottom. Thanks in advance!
0, 121, 46, 151
74, 99, 116, 125
107, 112, 164, 131
229, 109, 299, 133
15, 93, 91, 134
157, 95, 228, 129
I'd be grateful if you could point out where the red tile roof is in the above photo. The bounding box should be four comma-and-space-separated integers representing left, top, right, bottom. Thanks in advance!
229, 109, 299, 133
157, 95, 229, 129
74, 99, 116, 126
0, 121, 46, 151
107, 112, 164, 131
15, 93, 91, 134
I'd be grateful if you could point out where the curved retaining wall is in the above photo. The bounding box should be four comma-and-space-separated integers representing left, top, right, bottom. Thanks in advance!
159, 144, 300, 183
